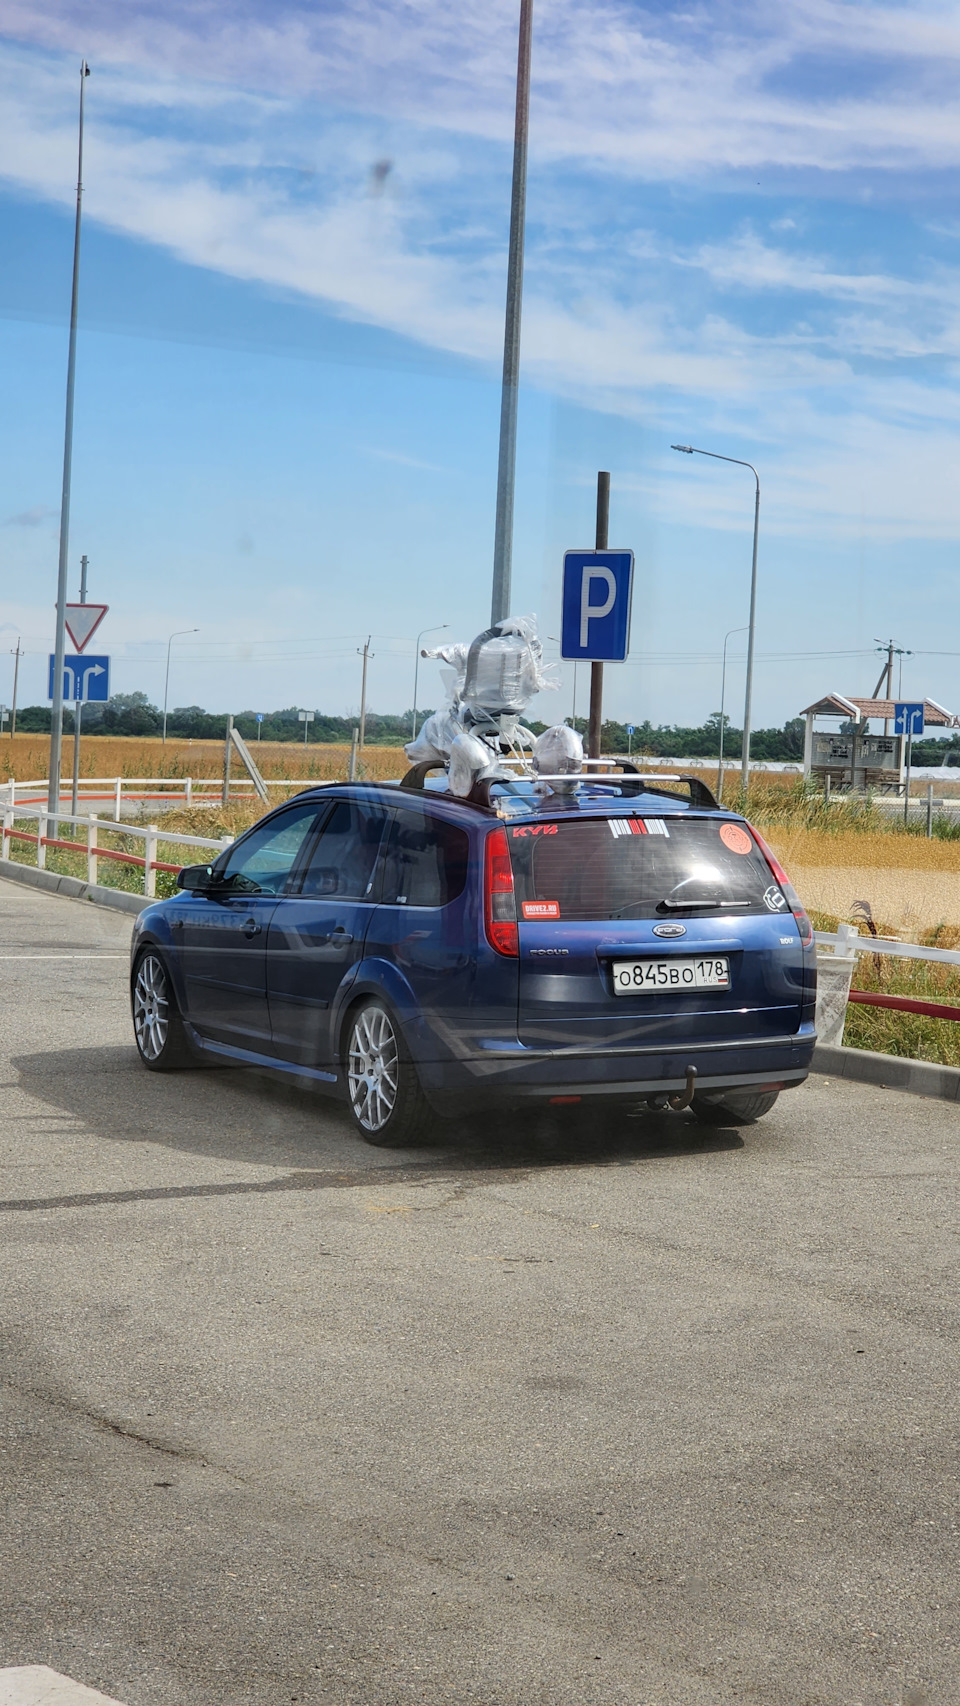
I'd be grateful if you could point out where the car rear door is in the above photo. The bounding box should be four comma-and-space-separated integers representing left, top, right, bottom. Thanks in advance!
507, 812, 806, 1050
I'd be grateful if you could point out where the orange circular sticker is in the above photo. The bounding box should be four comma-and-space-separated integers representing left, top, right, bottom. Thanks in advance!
719, 823, 752, 856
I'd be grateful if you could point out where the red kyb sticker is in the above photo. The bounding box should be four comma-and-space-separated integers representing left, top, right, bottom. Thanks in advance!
522, 900, 561, 919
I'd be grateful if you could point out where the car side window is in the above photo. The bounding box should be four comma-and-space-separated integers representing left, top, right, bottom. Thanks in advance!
213, 803, 322, 896
298, 800, 389, 900
380, 809, 469, 908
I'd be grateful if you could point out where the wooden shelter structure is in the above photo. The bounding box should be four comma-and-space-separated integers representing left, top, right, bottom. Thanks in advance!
799, 694, 960, 791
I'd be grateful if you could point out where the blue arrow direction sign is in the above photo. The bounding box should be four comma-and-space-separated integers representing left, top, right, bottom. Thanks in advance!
48, 654, 110, 704
894, 701, 924, 736
561, 550, 634, 661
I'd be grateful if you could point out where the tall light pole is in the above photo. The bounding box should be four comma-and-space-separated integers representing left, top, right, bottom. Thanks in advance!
48, 60, 91, 815
672, 444, 760, 796
491, 0, 533, 626
411, 624, 449, 738
162, 628, 198, 744
717, 625, 749, 803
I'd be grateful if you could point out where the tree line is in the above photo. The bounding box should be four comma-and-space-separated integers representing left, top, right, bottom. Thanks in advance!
12, 695, 958, 764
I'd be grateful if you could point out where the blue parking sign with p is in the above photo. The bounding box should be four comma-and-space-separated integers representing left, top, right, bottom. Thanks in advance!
561, 550, 634, 661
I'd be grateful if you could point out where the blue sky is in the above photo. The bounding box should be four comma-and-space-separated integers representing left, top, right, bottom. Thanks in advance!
3, 0, 960, 729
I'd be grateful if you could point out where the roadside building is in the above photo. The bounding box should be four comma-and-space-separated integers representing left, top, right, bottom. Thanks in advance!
799, 694, 960, 791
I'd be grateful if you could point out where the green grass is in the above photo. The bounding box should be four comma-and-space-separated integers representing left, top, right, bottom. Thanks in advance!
3, 818, 219, 901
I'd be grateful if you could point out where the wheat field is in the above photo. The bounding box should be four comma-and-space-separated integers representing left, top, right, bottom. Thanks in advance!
1, 733, 407, 784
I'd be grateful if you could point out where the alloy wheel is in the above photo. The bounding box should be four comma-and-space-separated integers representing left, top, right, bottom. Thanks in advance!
347, 1006, 400, 1133
134, 953, 170, 1063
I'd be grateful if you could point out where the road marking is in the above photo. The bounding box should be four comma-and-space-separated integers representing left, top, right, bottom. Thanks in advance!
0, 1667, 127, 1705
0, 955, 128, 960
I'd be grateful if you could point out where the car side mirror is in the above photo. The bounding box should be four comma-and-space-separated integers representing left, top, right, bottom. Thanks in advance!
177, 863, 215, 892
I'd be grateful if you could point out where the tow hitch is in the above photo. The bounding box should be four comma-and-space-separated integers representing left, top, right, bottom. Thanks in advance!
667, 1066, 698, 1110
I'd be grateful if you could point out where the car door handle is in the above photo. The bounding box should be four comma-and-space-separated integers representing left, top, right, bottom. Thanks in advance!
331, 928, 354, 946
242, 918, 262, 938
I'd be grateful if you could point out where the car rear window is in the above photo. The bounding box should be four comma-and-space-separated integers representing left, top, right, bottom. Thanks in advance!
507, 815, 786, 922
380, 809, 469, 908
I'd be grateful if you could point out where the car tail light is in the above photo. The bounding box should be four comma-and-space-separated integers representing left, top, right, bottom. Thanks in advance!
748, 824, 813, 946
484, 826, 518, 957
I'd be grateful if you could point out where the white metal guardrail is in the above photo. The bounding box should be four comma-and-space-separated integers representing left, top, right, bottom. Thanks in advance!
815, 925, 960, 1047
815, 927, 960, 967
1, 804, 231, 898
2, 776, 300, 814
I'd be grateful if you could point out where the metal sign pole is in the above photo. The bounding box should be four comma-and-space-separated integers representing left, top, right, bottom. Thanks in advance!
587, 472, 610, 759
70, 553, 88, 816
48, 61, 91, 818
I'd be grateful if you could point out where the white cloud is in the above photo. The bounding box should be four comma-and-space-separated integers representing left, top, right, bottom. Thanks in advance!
5, 15, 960, 551
8, 0, 960, 176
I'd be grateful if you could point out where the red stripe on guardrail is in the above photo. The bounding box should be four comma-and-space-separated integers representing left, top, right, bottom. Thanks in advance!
848, 990, 960, 1022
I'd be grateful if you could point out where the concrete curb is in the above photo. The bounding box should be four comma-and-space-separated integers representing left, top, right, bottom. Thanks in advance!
813, 1042, 960, 1103
0, 857, 148, 916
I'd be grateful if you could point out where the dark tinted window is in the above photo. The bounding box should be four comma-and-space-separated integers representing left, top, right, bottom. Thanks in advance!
380, 809, 469, 908
214, 803, 321, 896
299, 800, 389, 900
508, 816, 783, 922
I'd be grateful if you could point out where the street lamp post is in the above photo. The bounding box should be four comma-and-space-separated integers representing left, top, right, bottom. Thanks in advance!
411, 624, 449, 739
491, 0, 534, 626
162, 628, 198, 744
717, 625, 749, 803
672, 444, 760, 796
48, 60, 91, 817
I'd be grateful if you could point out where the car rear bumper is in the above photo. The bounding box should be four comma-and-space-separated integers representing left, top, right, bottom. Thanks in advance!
416, 1027, 816, 1110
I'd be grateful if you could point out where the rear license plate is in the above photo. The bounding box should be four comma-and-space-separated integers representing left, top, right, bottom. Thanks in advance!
612, 957, 730, 995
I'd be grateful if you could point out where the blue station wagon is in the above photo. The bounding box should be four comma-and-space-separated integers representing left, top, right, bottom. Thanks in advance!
130, 767, 817, 1145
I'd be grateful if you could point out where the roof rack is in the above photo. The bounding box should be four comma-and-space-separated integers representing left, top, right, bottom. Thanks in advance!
398, 760, 718, 812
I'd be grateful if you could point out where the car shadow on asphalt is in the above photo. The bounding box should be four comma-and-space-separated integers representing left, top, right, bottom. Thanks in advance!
6, 1043, 745, 1209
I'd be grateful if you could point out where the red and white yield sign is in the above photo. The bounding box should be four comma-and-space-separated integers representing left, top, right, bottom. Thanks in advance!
64, 603, 108, 652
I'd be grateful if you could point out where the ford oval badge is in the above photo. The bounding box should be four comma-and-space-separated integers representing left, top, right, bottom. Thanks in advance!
652, 922, 686, 938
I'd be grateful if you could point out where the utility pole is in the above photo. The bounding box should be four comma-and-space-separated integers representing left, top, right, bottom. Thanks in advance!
358, 636, 373, 751
9, 639, 21, 737
48, 60, 91, 817
872, 637, 911, 736
490, 0, 534, 626
70, 553, 87, 816
587, 472, 609, 760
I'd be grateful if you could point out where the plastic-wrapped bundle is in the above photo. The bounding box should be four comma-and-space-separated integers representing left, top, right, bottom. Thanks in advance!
448, 731, 498, 798
404, 709, 462, 767
461, 616, 554, 716
404, 615, 557, 795
533, 723, 584, 780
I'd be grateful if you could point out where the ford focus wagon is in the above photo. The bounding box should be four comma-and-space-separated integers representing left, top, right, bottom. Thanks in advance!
130, 767, 817, 1146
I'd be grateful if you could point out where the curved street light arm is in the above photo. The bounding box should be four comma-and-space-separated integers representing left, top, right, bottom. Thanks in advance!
671, 442, 760, 795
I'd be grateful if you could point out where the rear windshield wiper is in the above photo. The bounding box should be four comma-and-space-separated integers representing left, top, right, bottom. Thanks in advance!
656, 897, 750, 911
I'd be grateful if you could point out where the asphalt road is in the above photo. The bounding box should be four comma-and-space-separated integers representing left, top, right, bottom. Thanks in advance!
1, 874, 958, 1706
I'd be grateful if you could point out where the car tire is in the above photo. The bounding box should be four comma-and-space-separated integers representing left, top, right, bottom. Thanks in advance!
132, 949, 197, 1072
344, 999, 431, 1147
690, 1089, 780, 1126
